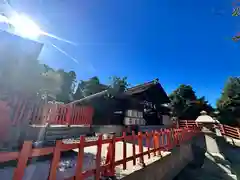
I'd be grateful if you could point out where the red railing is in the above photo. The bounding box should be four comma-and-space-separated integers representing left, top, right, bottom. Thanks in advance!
219, 124, 240, 140
179, 120, 202, 129
179, 120, 240, 140
0, 128, 199, 180
0, 98, 94, 126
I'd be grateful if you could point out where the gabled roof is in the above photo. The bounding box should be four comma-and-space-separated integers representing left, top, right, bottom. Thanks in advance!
70, 78, 170, 105
125, 79, 159, 95
124, 78, 170, 104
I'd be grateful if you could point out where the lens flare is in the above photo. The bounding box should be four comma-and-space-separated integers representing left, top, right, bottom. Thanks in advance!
9, 14, 41, 39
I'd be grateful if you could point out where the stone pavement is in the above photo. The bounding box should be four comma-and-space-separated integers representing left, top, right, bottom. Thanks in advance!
174, 131, 240, 180
174, 152, 238, 180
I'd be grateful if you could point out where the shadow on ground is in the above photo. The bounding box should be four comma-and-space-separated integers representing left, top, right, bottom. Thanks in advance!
0, 150, 121, 180
215, 135, 240, 179
174, 132, 239, 180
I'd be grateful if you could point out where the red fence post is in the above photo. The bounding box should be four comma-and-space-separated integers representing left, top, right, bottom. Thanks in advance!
173, 129, 177, 146
49, 140, 62, 180
153, 131, 159, 156
145, 132, 151, 159
132, 131, 136, 165
105, 144, 111, 165
13, 141, 32, 180
176, 120, 179, 128
104, 134, 116, 177
166, 129, 171, 150
95, 135, 103, 180
66, 105, 72, 125
123, 132, 127, 170
176, 129, 180, 146
110, 134, 116, 177
220, 124, 225, 135
170, 129, 174, 148
179, 129, 183, 143
75, 136, 85, 180
237, 128, 240, 140
138, 132, 144, 165
161, 129, 165, 148
185, 120, 188, 128
162, 129, 167, 150
152, 130, 156, 156
156, 131, 161, 156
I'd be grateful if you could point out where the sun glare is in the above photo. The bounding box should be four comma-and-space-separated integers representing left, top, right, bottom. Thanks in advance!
9, 14, 41, 39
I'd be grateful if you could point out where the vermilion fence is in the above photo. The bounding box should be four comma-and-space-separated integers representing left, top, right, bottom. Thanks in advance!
179, 120, 202, 129
179, 120, 240, 140
0, 128, 199, 180
0, 98, 94, 126
219, 124, 240, 140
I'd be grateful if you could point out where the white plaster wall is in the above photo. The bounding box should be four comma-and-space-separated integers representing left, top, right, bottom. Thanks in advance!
162, 115, 172, 126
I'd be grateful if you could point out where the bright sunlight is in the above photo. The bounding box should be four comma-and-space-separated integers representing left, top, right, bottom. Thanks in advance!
9, 14, 41, 39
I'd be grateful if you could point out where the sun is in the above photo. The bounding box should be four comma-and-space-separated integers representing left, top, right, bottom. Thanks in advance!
8, 14, 41, 39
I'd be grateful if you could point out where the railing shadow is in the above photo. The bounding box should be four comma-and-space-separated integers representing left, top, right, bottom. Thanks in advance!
174, 132, 237, 180
214, 134, 240, 179
0, 150, 116, 180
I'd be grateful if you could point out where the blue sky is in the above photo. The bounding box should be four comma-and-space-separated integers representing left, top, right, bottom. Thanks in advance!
8, 0, 240, 105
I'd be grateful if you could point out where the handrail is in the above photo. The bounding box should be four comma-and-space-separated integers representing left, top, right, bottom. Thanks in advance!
0, 100, 94, 126
0, 128, 199, 180
179, 120, 240, 140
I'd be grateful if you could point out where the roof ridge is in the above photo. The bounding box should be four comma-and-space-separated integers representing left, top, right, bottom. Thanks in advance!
126, 78, 159, 91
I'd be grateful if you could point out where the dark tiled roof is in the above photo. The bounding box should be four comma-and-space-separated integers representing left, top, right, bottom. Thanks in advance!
124, 78, 170, 104
71, 78, 169, 105
125, 79, 159, 95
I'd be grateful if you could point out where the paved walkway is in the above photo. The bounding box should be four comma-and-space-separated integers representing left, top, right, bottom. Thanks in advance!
174, 133, 240, 180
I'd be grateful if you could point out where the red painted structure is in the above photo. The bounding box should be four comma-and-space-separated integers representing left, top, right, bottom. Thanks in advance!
0, 101, 11, 141
0, 97, 94, 145
179, 120, 240, 140
0, 128, 200, 180
0, 98, 93, 126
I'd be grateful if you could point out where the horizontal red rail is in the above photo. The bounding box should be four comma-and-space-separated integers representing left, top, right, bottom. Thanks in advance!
0, 99, 94, 126
0, 128, 199, 180
179, 120, 240, 140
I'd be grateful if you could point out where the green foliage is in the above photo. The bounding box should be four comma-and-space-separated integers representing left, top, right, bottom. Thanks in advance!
39, 69, 63, 97
55, 69, 77, 103
74, 76, 108, 100
0, 55, 63, 100
0, 52, 79, 103
73, 76, 129, 101
109, 76, 129, 92
0, 58, 43, 95
82, 76, 107, 96
169, 85, 213, 120
217, 77, 240, 125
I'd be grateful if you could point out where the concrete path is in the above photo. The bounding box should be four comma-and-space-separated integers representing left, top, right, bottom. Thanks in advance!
174, 133, 240, 180
174, 152, 238, 180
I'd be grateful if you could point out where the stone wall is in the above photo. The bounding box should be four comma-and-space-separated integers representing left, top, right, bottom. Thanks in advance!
122, 142, 194, 180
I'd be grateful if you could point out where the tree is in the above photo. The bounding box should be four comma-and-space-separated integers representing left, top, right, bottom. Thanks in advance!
73, 76, 130, 101
73, 81, 85, 100
0, 55, 63, 100
109, 76, 129, 92
55, 69, 77, 103
74, 76, 108, 100
39, 69, 63, 99
197, 96, 214, 115
169, 85, 213, 120
217, 77, 240, 126
82, 76, 106, 96
169, 85, 197, 119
